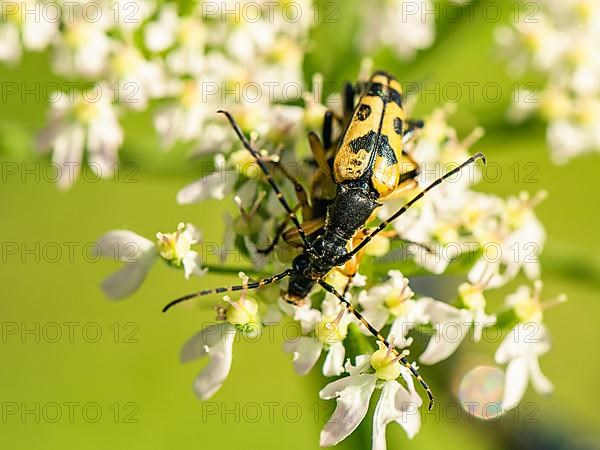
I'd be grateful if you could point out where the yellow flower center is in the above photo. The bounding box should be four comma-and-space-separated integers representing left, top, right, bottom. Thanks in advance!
315, 318, 347, 345
229, 149, 259, 178
370, 342, 401, 381
384, 288, 412, 317
513, 295, 543, 323
540, 90, 571, 121
226, 297, 260, 327
179, 81, 200, 109
156, 224, 191, 264
74, 99, 100, 124
458, 282, 486, 311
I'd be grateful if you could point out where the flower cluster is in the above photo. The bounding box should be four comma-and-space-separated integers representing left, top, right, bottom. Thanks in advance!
358, 0, 474, 60
496, 0, 600, 163
95, 85, 565, 448
2, 0, 313, 188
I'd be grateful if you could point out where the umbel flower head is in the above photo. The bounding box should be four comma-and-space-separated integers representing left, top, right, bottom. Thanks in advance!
90, 65, 565, 449
497, 0, 600, 163
95, 223, 206, 299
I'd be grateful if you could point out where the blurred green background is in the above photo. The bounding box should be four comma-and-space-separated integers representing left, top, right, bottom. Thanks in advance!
1, 1, 600, 449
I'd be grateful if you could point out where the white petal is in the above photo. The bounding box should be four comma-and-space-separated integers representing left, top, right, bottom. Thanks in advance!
100, 262, 153, 299
419, 300, 471, 365
495, 323, 550, 363
320, 373, 373, 400
181, 323, 236, 400
358, 305, 389, 336
501, 356, 529, 410
181, 323, 231, 362
323, 343, 346, 377
285, 337, 322, 375
345, 354, 372, 376
95, 230, 155, 263
419, 326, 469, 365
389, 317, 415, 348
182, 223, 202, 244
0, 23, 21, 63
373, 380, 421, 450
372, 382, 396, 450
472, 310, 496, 342
293, 307, 322, 333
528, 357, 553, 395
52, 124, 86, 190
182, 250, 207, 279
176, 171, 235, 204
357, 288, 385, 310
320, 375, 377, 447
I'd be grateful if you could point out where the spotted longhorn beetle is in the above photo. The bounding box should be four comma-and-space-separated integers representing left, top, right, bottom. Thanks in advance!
163, 71, 486, 410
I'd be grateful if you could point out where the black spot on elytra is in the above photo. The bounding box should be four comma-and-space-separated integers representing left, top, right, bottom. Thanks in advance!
367, 82, 403, 107
356, 104, 372, 121
348, 130, 398, 168
393, 117, 403, 135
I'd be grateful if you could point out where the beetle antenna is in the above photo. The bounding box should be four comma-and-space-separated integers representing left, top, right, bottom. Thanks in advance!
319, 280, 435, 410
162, 269, 293, 313
218, 110, 309, 247
338, 152, 486, 265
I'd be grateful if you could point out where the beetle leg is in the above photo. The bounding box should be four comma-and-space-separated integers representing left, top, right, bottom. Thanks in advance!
267, 159, 311, 221
402, 119, 425, 145
256, 204, 302, 255
322, 110, 334, 150
343, 82, 355, 121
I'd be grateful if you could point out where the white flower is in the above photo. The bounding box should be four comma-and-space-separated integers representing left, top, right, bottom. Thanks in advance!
94, 230, 157, 299
51, 10, 112, 78
144, 3, 179, 52
502, 280, 568, 325
284, 295, 350, 377
469, 191, 546, 288
419, 285, 496, 365
495, 323, 553, 411
177, 154, 236, 204
180, 322, 237, 399
156, 223, 207, 279
145, 4, 206, 75
359, 0, 435, 59
153, 78, 214, 148
180, 289, 261, 399
0, 0, 58, 64
357, 271, 428, 348
106, 42, 170, 110
37, 86, 123, 189
320, 346, 422, 449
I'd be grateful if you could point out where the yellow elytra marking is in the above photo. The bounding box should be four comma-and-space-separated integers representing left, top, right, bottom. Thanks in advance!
370, 73, 389, 85
334, 95, 384, 183
389, 78, 403, 94
333, 71, 417, 199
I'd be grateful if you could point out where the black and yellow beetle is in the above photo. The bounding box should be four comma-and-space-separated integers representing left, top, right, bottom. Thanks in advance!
163, 71, 486, 409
